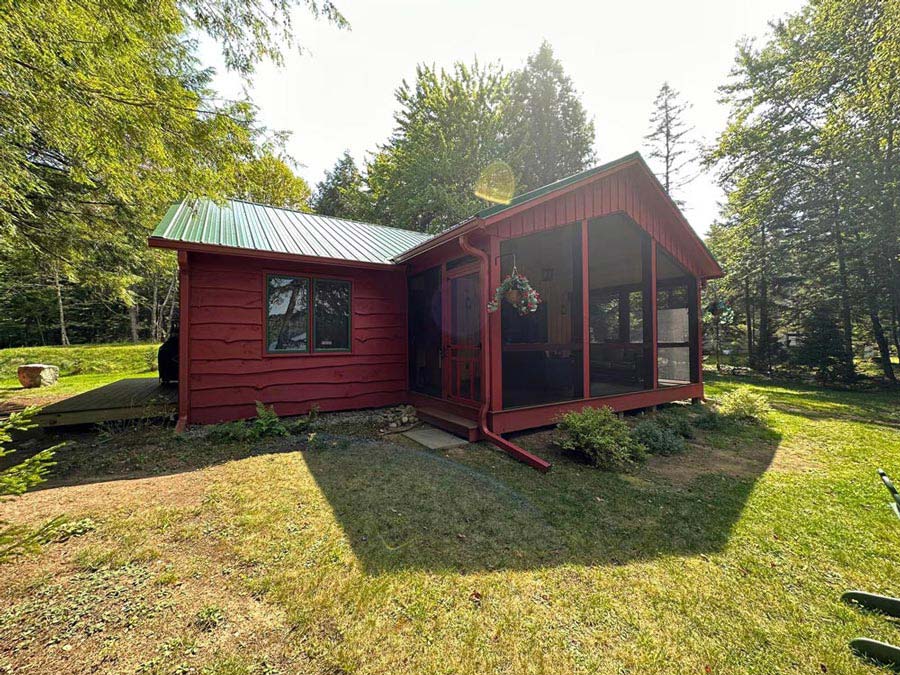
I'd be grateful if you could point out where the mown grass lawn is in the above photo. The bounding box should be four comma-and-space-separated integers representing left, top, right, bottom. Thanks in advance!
1, 374, 899, 674
0, 343, 159, 412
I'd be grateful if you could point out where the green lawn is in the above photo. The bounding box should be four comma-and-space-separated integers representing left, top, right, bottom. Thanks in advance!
0, 343, 159, 410
1, 374, 899, 674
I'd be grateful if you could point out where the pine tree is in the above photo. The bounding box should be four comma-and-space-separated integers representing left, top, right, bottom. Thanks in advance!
311, 152, 373, 220
645, 83, 694, 206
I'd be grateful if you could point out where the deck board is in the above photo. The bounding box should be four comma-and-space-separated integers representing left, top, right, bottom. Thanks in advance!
34, 378, 178, 427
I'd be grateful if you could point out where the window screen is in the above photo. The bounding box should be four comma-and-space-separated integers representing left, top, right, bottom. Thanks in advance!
313, 279, 351, 351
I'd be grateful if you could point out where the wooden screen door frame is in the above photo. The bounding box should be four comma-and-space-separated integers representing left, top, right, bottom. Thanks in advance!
442, 263, 482, 405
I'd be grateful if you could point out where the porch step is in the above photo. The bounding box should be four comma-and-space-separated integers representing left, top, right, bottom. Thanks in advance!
415, 406, 480, 442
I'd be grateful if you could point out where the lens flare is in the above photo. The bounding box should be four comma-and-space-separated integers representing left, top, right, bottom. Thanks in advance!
475, 160, 515, 205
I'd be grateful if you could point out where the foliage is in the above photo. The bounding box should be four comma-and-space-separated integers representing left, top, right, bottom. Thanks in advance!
792, 304, 854, 383
716, 386, 772, 423
311, 151, 373, 220
502, 41, 596, 193
486, 270, 541, 315
0, 407, 62, 561
631, 419, 687, 456
706, 0, 900, 382
230, 152, 312, 210
556, 407, 646, 470
367, 61, 510, 232
367, 42, 595, 232
0, 0, 344, 347
644, 82, 694, 205
207, 402, 319, 442
655, 407, 694, 439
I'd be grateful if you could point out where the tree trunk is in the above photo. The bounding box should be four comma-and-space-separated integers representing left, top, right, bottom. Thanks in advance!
744, 278, 754, 368
129, 302, 140, 343
891, 302, 900, 359
151, 278, 159, 342
54, 267, 70, 346
831, 204, 856, 379
868, 304, 896, 382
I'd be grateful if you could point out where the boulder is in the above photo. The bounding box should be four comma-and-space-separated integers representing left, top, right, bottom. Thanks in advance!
17, 364, 59, 388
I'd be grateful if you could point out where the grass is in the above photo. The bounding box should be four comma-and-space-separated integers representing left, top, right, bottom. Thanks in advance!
0, 374, 899, 673
0, 343, 159, 410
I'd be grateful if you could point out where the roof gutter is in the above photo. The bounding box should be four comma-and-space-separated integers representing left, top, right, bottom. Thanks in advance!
458, 231, 551, 472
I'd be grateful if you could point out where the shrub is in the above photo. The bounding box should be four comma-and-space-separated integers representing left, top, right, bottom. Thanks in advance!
632, 420, 687, 456
249, 401, 288, 439
556, 407, 646, 471
716, 387, 772, 423
693, 407, 726, 430
655, 408, 693, 438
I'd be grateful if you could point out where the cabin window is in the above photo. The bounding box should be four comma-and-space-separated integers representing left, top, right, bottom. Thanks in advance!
313, 279, 351, 351
266, 275, 351, 354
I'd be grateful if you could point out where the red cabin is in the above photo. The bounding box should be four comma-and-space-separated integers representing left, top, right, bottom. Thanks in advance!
149, 152, 722, 471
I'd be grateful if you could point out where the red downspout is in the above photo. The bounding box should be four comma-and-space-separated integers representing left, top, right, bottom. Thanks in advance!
459, 233, 551, 472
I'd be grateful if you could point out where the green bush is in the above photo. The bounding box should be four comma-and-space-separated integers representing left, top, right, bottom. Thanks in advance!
655, 408, 693, 438
716, 387, 772, 423
556, 407, 646, 471
693, 407, 726, 430
207, 403, 318, 442
193, 606, 226, 631
632, 420, 687, 456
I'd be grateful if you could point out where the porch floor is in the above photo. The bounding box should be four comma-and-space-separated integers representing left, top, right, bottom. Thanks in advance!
33, 377, 177, 428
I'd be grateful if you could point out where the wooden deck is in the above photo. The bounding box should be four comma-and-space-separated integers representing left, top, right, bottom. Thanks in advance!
34, 378, 178, 428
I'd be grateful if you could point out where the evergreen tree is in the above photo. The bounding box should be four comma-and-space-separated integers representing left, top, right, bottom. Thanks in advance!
503, 41, 596, 192
311, 152, 373, 220
645, 82, 694, 206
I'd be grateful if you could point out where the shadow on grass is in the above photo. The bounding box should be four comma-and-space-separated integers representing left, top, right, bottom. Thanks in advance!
20, 404, 783, 574
300, 421, 782, 574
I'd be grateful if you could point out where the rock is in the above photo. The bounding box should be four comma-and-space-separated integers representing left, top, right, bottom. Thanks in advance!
389, 422, 398, 429
401, 416, 409, 424
17, 363, 59, 388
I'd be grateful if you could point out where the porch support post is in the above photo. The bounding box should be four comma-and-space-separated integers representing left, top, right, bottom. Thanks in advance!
488, 235, 503, 410
688, 276, 701, 384
642, 237, 658, 389
581, 219, 590, 399
176, 250, 190, 431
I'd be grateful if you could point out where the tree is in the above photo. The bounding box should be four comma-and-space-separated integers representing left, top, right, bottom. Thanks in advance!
707, 0, 900, 382
0, 0, 343, 346
367, 61, 510, 232
645, 83, 694, 206
311, 152, 373, 220
232, 152, 312, 210
503, 41, 596, 192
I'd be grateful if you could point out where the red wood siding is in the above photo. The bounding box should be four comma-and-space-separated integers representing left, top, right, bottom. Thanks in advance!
486, 165, 705, 277
185, 252, 407, 424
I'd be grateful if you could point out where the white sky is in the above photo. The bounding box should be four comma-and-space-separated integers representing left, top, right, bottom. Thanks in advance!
198, 0, 805, 236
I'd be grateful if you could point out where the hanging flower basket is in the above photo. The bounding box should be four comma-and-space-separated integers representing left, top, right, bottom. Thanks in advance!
487, 269, 541, 316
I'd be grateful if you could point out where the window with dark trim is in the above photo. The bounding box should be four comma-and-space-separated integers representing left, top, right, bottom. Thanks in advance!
266, 275, 351, 354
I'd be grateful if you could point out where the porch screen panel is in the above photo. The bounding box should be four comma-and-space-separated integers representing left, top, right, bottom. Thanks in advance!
587, 215, 649, 395
656, 248, 696, 385
500, 222, 583, 408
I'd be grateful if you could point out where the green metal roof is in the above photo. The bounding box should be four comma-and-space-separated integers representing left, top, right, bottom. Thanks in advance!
150, 198, 432, 264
